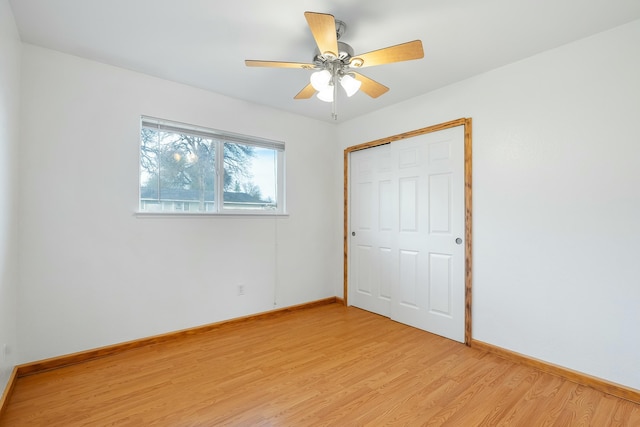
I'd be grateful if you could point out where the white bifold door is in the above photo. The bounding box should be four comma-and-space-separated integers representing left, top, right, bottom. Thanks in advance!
349, 125, 465, 342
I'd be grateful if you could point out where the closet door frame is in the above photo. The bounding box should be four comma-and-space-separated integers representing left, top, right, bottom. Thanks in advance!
343, 118, 473, 345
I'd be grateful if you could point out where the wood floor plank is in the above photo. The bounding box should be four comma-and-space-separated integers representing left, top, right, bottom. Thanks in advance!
494, 370, 565, 426
1, 303, 638, 426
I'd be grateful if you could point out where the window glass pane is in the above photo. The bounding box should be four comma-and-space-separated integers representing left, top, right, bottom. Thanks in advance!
223, 143, 277, 210
139, 117, 284, 214
140, 127, 215, 212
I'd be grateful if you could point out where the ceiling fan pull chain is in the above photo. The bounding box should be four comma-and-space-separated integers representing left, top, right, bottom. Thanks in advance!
332, 75, 338, 120
331, 62, 338, 120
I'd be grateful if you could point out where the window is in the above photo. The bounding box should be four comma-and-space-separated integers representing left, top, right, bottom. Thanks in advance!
139, 117, 285, 214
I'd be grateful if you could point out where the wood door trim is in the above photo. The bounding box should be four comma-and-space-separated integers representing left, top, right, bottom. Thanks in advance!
343, 118, 473, 345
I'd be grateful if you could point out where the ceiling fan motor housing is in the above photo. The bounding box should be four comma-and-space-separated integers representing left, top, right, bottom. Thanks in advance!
313, 41, 355, 65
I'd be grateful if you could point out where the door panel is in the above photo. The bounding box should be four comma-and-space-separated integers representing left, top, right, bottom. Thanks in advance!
349, 125, 465, 343
379, 180, 393, 230
429, 174, 452, 233
399, 249, 419, 308
349, 144, 393, 317
378, 247, 393, 300
429, 252, 453, 315
357, 181, 372, 229
355, 245, 373, 295
399, 177, 419, 231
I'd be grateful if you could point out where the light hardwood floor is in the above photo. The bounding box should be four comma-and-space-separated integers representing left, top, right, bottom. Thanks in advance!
1, 303, 639, 426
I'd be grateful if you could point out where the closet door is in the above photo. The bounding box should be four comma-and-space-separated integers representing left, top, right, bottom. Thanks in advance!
349, 143, 393, 317
349, 125, 465, 342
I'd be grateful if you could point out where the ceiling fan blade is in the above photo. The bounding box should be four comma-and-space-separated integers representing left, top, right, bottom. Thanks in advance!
245, 60, 315, 69
294, 83, 316, 99
304, 11, 339, 58
350, 40, 424, 68
353, 73, 389, 98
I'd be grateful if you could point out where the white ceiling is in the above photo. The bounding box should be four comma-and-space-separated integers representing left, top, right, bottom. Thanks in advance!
9, 0, 640, 123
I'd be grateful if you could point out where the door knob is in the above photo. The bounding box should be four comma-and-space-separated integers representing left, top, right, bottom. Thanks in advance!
455, 237, 462, 244
352, 231, 356, 236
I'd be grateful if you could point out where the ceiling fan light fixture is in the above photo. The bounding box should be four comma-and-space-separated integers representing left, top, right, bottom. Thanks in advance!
340, 74, 361, 97
317, 86, 334, 102
245, 12, 424, 120
310, 69, 332, 91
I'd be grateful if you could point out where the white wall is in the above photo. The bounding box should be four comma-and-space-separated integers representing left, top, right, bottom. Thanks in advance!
338, 20, 640, 390
17, 45, 340, 363
0, 0, 21, 393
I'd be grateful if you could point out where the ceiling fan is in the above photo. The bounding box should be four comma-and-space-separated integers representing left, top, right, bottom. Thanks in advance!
245, 11, 424, 120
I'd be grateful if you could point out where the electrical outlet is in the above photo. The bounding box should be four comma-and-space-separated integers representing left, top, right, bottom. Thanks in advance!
237, 285, 245, 296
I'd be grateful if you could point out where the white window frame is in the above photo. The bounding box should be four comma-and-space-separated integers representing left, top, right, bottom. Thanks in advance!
138, 116, 286, 216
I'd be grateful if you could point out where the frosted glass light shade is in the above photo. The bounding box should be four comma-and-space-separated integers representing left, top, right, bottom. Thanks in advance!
340, 74, 361, 97
317, 86, 334, 102
310, 69, 331, 91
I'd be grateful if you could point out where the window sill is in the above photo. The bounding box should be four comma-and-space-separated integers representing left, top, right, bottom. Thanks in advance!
134, 211, 289, 219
